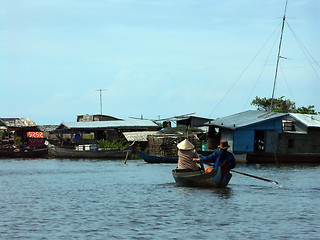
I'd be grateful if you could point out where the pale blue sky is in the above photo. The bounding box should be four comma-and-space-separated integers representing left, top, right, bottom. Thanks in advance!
1, 0, 319, 125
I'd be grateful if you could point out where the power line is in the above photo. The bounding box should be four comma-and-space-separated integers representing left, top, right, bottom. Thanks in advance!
286, 22, 320, 81
242, 24, 281, 111
207, 22, 281, 118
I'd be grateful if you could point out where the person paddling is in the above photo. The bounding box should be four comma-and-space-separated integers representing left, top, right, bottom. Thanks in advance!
193, 139, 236, 172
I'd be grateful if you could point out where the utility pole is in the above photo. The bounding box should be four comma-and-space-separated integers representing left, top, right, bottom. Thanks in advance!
96, 89, 107, 120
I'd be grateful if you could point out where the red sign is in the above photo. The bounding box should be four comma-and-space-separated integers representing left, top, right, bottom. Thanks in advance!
27, 132, 44, 138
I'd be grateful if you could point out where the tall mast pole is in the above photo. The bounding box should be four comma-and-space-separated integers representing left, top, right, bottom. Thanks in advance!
270, 0, 288, 112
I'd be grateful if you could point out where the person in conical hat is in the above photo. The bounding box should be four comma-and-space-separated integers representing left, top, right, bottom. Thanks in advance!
177, 139, 195, 150
177, 139, 201, 170
193, 139, 236, 171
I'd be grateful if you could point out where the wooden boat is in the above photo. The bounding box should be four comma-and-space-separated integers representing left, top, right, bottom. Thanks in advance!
138, 151, 178, 163
172, 161, 232, 188
0, 147, 48, 158
49, 145, 131, 159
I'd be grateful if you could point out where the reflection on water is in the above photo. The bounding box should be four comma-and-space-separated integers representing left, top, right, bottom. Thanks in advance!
0, 159, 319, 240
175, 185, 233, 200
215, 187, 233, 199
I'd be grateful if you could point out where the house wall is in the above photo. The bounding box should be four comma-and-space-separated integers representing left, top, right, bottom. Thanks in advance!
77, 115, 120, 122
190, 118, 211, 128
148, 135, 178, 157
278, 115, 320, 154
292, 120, 307, 133
233, 118, 283, 153
264, 131, 279, 153
177, 117, 211, 128
282, 115, 308, 133
278, 129, 320, 154
234, 129, 254, 152
220, 129, 234, 151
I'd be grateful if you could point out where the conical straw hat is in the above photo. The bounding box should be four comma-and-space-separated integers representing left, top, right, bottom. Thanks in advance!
177, 139, 194, 150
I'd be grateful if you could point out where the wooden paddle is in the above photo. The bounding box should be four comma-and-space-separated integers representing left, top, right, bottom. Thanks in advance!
230, 169, 279, 185
200, 161, 279, 184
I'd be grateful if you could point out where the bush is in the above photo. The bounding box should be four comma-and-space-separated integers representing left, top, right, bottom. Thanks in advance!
97, 138, 129, 150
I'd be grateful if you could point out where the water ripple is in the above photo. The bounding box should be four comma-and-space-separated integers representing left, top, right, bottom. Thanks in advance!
0, 159, 319, 239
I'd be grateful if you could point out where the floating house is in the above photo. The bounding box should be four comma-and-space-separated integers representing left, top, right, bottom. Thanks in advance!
0, 118, 44, 146
0, 118, 40, 130
0, 118, 48, 158
279, 113, 320, 155
206, 110, 320, 163
54, 120, 161, 145
123, 131, 179, 157
156, 113, 212, 130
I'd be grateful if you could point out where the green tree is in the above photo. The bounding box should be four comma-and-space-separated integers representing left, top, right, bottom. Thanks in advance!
251, 96, 318, 114
294, 105, 318, 114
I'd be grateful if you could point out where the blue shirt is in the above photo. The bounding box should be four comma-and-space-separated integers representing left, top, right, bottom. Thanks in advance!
200, 150, 236, 170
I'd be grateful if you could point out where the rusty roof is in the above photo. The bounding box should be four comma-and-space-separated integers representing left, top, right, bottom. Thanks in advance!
0, 118, 38, 127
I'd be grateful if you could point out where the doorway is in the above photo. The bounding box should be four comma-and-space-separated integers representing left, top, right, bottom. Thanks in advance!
254, 130, 265, 152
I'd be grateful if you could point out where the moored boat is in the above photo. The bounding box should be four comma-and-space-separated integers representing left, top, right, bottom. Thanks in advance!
49, 145, 131, 159
0, 147, 48, 158
172, 161, 232, 188
138, 151, 178, 163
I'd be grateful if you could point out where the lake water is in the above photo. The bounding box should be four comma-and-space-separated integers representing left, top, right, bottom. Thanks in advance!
0, 159, 319, 240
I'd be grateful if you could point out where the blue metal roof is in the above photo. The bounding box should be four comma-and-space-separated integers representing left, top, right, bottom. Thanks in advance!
206, 110, 287, 129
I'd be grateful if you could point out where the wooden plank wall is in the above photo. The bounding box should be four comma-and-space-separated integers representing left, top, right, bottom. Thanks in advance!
148, 135, 178, 157
278, 129, 320, 154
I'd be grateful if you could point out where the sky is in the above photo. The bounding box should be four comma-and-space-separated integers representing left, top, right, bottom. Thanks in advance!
1, 0, 319, 125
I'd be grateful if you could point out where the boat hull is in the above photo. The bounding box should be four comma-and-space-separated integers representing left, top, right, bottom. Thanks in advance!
172, 162, 232, 188
0, 147, 48, 158
138, 151, 178, 163
49, 146, 131, 159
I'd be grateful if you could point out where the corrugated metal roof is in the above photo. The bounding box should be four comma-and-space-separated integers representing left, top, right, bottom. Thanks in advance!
0, 118, 38, 127
206, 110, 287, 129
38, 125, 59, 132
59, 120, 159, 130
0, 119, 5, 126
289, 113, 320, 128
122, 131, 160, 142
175, 116, 213, 121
